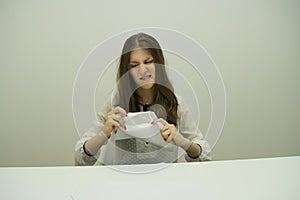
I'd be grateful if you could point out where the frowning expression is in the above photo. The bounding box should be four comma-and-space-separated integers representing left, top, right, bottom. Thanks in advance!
129, 49, 155, 90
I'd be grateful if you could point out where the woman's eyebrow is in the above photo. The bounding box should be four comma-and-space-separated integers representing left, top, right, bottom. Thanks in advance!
145, 57, 153, 61
130, 57, 153, 63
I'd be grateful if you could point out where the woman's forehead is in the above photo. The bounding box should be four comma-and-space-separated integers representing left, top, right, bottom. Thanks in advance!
130, 49, 153, 61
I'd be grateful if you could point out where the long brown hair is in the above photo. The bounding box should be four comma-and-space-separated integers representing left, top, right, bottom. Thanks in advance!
115, 33, 178, 125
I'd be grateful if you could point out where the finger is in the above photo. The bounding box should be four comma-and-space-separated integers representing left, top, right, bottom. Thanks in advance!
166, 132, 176, 142
151, 118, 168, 126
113, 126, 118, 133
161, 129, 171, 140
113, 114, 126, 129
108, 111, 126, 130
160, 124, 171, 132
113, 106, 127, 117
109, 119, 120, 133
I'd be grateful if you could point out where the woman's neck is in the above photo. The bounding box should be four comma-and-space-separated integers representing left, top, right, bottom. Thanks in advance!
137, 87, 154, 105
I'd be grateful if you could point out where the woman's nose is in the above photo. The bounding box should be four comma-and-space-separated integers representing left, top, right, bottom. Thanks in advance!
138, 64, 148, 73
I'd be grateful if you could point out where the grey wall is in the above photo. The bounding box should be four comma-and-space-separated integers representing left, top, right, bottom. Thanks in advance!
0, 0, 299, 166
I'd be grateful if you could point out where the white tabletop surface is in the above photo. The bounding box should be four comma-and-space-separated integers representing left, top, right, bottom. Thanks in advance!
1, 156, 299, 200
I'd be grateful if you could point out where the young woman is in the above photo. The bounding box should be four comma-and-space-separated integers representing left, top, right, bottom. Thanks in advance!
75, 33, 211, 165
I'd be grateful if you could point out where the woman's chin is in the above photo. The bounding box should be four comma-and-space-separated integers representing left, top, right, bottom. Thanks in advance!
139, 82, 154, 90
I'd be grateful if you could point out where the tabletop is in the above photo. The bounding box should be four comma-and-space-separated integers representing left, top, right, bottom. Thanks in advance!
1, 156, 299, 200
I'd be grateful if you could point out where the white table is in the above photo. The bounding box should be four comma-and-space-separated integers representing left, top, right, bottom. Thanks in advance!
1, 156, 299, 200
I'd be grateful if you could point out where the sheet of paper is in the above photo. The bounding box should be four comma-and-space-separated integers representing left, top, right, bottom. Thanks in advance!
115, 111, 169, 148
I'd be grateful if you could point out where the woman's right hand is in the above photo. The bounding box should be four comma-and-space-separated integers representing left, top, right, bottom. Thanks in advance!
102, 106, 127, 138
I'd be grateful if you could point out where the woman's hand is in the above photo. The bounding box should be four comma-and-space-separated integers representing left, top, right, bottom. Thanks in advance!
151, 118, 192, 150
103, 106, 127, 138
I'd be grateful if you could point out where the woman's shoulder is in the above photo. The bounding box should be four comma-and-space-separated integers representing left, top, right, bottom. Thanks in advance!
175, 93, 195, 116
175, 93, 187, 114
175, 93, 184, 105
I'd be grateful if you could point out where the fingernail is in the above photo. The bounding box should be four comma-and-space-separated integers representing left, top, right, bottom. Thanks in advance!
150, 121, 154, 124
124, 126, 127, 130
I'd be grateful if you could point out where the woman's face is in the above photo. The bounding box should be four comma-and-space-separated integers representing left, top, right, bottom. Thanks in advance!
129, 48, 156, 90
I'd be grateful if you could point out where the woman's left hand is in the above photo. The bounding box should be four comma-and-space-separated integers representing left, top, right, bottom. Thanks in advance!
151, 118, 192, 150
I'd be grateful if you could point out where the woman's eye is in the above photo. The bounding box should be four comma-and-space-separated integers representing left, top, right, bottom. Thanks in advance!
130, 64, 138, 68
145, 60, 154, 64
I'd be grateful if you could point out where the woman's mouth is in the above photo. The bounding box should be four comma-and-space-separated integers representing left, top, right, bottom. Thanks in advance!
140, 75, 152, 81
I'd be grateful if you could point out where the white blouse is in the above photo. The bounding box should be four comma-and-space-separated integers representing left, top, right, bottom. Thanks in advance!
75, 95, 211, 166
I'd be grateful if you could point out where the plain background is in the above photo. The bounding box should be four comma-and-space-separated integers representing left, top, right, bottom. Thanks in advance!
0, 0, 299, 167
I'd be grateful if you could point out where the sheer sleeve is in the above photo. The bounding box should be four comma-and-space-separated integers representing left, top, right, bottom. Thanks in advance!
177, 96, 212, 161
74, 101, 111, 166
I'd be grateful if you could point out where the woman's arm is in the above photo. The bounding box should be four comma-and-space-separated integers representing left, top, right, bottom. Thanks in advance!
177, 96, 212, 161
74, 102, 127, 166
74, 119, 104, 166
186, 142, 202, 158
83, 131, 109, 156
84, 107, 127, 155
